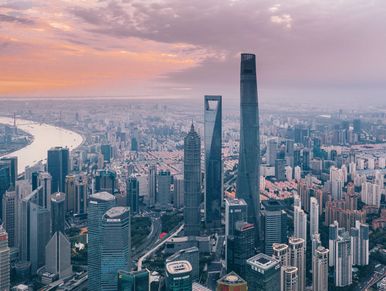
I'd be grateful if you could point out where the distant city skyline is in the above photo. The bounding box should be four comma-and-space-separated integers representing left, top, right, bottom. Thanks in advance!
1, 0, 386, 104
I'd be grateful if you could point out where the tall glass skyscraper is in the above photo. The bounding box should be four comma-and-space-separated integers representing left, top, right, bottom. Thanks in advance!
101, 207, 131, 290
184, 124, 201, 236
88, 192, 116, 291
47, 146, 69, 193
204, 95, 222, 229
236, 53, 261, 239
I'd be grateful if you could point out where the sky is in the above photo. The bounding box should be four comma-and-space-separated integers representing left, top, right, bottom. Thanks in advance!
1, 0, 386, 104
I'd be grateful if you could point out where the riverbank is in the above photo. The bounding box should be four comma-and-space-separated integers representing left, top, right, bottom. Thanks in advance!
0, 117, 84, 174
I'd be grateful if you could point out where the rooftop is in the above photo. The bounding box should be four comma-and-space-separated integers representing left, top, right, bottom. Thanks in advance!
104, 206, 129, 218
90, 191, 115, 202
247, 253, 279, 270
166, 260, 192, 275
217, 271, 247, 285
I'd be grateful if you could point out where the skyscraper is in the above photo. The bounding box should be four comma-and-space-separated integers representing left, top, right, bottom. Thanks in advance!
245, 253, 281, 291
126, 175, 139, 214
262, 200, 287, 255
183, 124, 201, 236
88, 192, 116, 291
335, 232, 352, 287
294, 206, 307, 245
310, 197, 319, 237
47, 146, 69, 193
288, 237, 306, 291
224, 197, 247, 237
236, 53, 261, 241
2, 190, 16, 247
204, 95, 222, 229
37, 171, 52, 209
51, 192, 66, 234
157, 170, 172, 208
166, 247, 200, 282
226, 221, 255, 278
281, 266, 298, 291
165, 260, 193, 291
148, 165, 157, 207
0, 156, 17, 187
0, 225, 10, 291
272, 243, 289, 267
312, 246, 329, 291
45, 231, 72, 278
351, 220, 369, 266
101, 207, 131, 290
118, 269, 149, 291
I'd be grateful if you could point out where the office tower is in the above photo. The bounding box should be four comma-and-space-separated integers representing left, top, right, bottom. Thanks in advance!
351, 220, 369, 266
65, 174, 76, 212
294, 206, 307, 245
118, 269, 149, 291
288, 237, 306, 291
312, 246, 329, 291
88, 192, 116, 291
148, 165, 157, 207
204, 95, 222, 229
0, 225, 10, 291
273, 243, 289, 267
2, 190, 16, 247
302, 149, 310, 172
245, 253, 281, 291
101, 207, 131, 290
310, 197, 319, 237
28, 200, 51, 273
47, 146, 70, 192
75, 173, 88, 214
335, 232, 352, 287
173, 176, 184, 209
281, 266, 298, 291
126, 175, 139, 214
237, 53, 261, 240
157, 170, 172, 208
353, 118, 361, 133
275, 159, 286, 181
166, 247, 199, 282
51, 192, 65, 234
0, 156, 17, 187
216, 272, 247, 291
95, 169, 116, 194
0, 161, 11, 219
226, 221, 255, 277
225, 197, 247, 237
45, 231, 72, 278
262, 200, 287, 255
165, 260, 193, 291
184, 124, 201, 236
100, 144, 112, 163
267, 139, 278, 166
38, 171, 52, 209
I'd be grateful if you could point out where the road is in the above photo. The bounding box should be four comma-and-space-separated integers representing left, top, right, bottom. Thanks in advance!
360, 266, 386, 290
137, 224, 184, 270
132, 215, 162, 260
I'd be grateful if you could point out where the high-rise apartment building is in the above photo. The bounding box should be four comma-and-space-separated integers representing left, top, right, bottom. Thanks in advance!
335, 232, 353, 287
312, 246, 329, 291
281, 266, 298, 291
184, 124, 201, 236
148, 165, 157, 207
288, 237, 306, 291
273, 243, 289, 267
294, 206, 307, 245
237, 53, 261, 240
204, 95, 222, 229
310, 197, 319, 237
351, 220, 369, 266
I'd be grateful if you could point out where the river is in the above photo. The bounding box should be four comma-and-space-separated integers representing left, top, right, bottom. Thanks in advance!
0, 117, 83, 174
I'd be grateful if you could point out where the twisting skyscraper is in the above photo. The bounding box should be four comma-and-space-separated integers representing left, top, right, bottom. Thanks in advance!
184, 124, 201, 236
237, 53, 261, 239
204, 95, 222, 229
